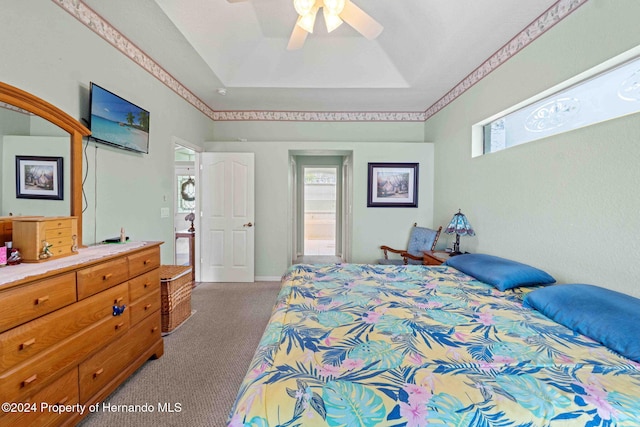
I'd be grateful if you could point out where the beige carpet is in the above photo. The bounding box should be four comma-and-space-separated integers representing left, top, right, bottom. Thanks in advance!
78, 280, 282, 427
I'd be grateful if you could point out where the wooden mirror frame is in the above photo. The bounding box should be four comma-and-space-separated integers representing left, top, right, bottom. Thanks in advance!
0, 82, 90, 246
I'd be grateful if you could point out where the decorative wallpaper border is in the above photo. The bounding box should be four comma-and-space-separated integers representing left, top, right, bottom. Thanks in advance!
52, 0, 587, 123
211, 110, 427, 122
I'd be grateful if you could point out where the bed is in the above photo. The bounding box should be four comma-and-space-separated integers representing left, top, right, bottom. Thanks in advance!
228, 257, 640, 426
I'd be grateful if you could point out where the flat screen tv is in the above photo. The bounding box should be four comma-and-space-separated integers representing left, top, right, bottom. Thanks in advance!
89, 82, 150, 154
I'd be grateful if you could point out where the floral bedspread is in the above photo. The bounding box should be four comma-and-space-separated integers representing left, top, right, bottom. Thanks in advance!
228, 263, 640, 427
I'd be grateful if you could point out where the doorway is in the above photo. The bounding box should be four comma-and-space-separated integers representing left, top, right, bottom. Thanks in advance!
173, 138, 200, 282
303, 167, 338, 256
290, 152, 352, 265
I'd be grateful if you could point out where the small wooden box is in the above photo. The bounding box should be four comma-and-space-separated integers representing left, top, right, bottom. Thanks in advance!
159, 265, 193, 333
11, 216, 78, 262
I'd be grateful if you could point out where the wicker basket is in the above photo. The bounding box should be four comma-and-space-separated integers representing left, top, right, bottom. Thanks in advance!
159, 265, 193, 333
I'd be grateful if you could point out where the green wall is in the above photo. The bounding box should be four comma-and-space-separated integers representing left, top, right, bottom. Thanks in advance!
426, 0, 640, 296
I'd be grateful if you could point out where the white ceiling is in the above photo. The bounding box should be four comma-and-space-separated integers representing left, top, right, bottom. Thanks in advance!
82, 0, 558, 113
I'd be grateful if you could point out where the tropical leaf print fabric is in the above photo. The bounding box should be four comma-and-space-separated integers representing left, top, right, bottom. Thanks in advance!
228, 264, 640, 427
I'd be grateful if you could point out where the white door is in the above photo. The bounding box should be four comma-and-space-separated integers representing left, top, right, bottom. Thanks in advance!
200, 153, 255, 282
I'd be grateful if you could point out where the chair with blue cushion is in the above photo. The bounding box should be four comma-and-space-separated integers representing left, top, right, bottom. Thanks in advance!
379, 224, 442, 265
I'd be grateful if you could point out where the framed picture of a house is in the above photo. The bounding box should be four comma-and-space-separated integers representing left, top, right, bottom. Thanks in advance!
367, 162, 418, 207
15, 155, 63, 200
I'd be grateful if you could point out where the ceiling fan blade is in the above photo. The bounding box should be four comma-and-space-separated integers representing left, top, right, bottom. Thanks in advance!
287, 24, 309, 50
340, 1, 383, 40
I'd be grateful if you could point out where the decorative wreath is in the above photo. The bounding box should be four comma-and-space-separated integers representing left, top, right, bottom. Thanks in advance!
181, 177, 195, 202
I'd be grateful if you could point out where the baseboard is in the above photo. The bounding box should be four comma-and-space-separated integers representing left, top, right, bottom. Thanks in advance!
254, 276, 281, 282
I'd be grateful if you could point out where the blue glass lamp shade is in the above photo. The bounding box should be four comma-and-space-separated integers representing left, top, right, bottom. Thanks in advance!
445, 209, 475, 255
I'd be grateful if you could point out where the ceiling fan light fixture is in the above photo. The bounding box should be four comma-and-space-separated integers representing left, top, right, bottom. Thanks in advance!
322, 8, 343, 33
296, 8, 318, 33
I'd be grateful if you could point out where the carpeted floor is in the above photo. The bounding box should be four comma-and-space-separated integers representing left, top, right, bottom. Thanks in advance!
78, 280, 282, 427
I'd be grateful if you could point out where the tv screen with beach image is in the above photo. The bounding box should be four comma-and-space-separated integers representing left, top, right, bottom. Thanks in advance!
89, 83, 150, 154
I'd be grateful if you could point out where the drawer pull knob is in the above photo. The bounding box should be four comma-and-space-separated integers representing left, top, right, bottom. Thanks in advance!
22, 374, 37, 387
20, 338, 36, 350
114, 296, 124, 304
143, 259, 151, 265
151, 326, 159, 333
35, 296, 49, 305
112, 305, 127, 316
144, 303, 152, 311
144, 282, 150, 288
93, 368, 104, 378
56, 397, 69, 405
115, 322, 125, 330
103, 273, 113, 281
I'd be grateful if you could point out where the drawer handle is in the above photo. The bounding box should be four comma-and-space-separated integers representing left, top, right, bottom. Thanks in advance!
114, 296, 124, 304
112, 305, 127, 316
93, 368, 104, 379
103, 273, 113, 281
144, 303, 152, 311
22, 374, 38, 387
151, 326, 159, 333
143, 282, 150, 288
56, 396, 69, 405
20, 338, 36, 350
143, 259, 151, 265
35, 296, 49, 305
115, 322, 125, 330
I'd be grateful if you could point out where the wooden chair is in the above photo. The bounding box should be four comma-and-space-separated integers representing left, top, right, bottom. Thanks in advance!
379, 224, 442, 265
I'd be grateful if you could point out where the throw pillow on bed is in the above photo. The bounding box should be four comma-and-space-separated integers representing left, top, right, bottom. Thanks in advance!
443, 253, 555, 291
524, 284, 640, 363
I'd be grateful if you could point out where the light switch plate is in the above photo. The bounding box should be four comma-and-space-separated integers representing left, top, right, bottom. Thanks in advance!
160, 207, 170, 218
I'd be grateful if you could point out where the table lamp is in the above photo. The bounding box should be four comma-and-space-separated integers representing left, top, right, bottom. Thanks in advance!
185, 212, 195, 233
445, 209, 475, 256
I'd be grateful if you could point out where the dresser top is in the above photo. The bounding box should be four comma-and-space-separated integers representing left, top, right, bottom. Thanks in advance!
9, 216, 77, 222
0, 241, 162, 289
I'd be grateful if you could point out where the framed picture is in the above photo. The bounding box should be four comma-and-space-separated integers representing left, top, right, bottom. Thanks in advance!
15, 156, 63, 200
367, 162, 418, 207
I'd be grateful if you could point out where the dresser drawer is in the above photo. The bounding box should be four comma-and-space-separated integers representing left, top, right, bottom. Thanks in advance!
128, 247, 160, 277
0, 310, 130, 402
79, 311, 161, 402
46, 236, 75, 257
77, 257, 129, 300
0, 273, 76, 333
0, 283, 129, 371
0, 368, 79, 427
44, 218, 74, 232
129, 269, 160, 302
130, 289, 161, 325
45, 226, 74, 239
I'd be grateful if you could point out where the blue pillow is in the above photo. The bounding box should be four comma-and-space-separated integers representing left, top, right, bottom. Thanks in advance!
443, 253, 555, 291
524, 284, 640, 363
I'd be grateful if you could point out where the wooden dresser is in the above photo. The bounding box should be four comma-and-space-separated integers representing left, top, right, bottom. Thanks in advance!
0, 242, 163, 426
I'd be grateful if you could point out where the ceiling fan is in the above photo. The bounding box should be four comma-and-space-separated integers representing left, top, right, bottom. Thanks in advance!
227, 0, 383, 50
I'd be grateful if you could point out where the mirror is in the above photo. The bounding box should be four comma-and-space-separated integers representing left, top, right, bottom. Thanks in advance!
0, 82, 90, 246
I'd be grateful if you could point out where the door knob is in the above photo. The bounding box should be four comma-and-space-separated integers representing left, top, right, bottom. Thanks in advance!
243, 222, 253, 227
